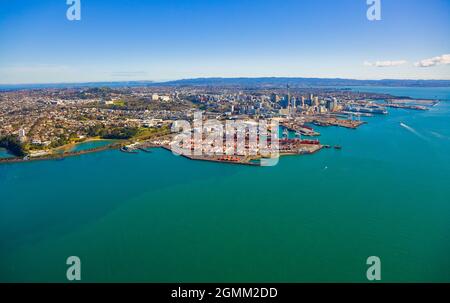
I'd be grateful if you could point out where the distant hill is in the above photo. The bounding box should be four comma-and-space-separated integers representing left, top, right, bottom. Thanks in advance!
161, 77, 450, 88
0, 81, 155, 91
1, 78, 450, 90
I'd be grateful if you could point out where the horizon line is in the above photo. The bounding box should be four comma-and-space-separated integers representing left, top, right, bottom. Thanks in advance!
1, 76, 450, 87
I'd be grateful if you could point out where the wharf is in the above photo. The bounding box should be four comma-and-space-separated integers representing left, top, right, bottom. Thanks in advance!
182, 154, 260, 166
160, 145, 260, 166
381, 103, 429, 111
309, 117, 366, 129
281, 122, 321, 137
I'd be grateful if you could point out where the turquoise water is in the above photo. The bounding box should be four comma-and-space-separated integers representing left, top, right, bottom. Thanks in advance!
0, 87, 449, 282
68, 140, 117, 152
0, 148, 14, 159
55, 140, 116, 154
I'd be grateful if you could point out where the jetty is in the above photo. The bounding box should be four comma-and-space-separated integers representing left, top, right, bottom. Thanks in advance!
381, 103, 429, 111
281, 122, 320, 137
307, 116, 366, 129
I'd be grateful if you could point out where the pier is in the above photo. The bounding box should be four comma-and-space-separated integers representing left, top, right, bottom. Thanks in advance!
281, 122, 321, 137
381, 103, 429, 111
307, 116, 366, 129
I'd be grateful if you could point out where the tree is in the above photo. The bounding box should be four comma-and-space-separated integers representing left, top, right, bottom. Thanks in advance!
0, 136, 26, 157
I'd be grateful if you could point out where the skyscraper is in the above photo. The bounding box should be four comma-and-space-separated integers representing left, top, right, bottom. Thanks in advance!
332, 97, 338, 112
18, 129, 26, 143
287, 84, 291, 110
314, 96, 319, 107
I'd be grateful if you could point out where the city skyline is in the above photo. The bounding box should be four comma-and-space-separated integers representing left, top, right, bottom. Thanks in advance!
0, 0, 449, 84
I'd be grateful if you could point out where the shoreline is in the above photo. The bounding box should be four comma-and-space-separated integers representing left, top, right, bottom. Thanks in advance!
1, 132, 326, 167
51, 138, 118, 153
0, 142, 123, 165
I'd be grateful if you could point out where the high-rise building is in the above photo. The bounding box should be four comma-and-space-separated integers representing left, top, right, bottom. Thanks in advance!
332, 97, 338, 112
326, 100, 334, 111
314, 96, 319, 107
18, 129, 26, 142
270, 93, 280, 103
18, 129, 26, 138
287, 84, 291, 111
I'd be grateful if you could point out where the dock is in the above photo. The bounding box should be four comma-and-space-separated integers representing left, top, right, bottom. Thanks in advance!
308, 117, 366, 129
281, 122, 321, 137
381, 103, 429, 111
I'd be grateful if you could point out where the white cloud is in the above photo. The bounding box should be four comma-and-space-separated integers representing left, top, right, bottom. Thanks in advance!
364, 60, 407, 67
414, 54, 450, 68
364, 60, 408, 67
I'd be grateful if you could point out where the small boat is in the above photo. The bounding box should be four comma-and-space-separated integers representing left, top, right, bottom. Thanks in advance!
120, 146, 139, 154
334, 145, 342, 150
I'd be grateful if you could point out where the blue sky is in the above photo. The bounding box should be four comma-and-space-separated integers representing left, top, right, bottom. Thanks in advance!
0, 0, 449, 84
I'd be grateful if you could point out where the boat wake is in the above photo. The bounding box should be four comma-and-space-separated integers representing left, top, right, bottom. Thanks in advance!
430, 131, 450, 140
400, 123, 427, 141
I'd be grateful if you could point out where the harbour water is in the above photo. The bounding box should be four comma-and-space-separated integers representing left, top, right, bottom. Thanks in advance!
0, 148, 14, 159
0, 87, 449, 282
53, 139, 118, 154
